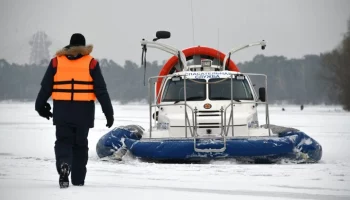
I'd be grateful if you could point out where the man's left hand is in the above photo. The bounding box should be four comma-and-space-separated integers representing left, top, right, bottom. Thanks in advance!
38, 102, 53, 120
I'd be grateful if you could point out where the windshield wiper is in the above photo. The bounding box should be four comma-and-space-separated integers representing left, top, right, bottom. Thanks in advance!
174, 96, 204, 104
210, 97, 241, 102
186, 96, 204, 101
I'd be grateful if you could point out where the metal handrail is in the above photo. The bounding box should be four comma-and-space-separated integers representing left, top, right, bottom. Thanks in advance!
193, 136, 227, 153
223, 101, 270, 136
147, 72, 271, 139
148, 102, 196, 138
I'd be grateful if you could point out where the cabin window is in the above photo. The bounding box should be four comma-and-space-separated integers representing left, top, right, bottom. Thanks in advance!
208, 78, 254, 100
162, 79, 206, 102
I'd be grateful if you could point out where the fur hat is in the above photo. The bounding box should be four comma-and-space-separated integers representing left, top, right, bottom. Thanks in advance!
69, 33, 86, 47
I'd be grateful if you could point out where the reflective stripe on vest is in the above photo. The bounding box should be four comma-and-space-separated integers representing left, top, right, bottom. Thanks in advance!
52, 55, 96, 101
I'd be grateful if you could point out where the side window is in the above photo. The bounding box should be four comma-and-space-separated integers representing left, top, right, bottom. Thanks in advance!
242, 80, 253, 99
162, 80, 183, 101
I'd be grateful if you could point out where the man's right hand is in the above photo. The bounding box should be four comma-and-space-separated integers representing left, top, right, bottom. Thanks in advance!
106, 115, 114, 128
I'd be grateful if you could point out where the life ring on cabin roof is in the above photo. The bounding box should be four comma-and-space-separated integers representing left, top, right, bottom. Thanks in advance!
156, 46, 240, 98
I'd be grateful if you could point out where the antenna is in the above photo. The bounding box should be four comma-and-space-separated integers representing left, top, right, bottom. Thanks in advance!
190, 0, 196, 47
190, 0, 198, 66
217, 28, 220, 70
29, 31, 51, 65
217, 28, 220, 51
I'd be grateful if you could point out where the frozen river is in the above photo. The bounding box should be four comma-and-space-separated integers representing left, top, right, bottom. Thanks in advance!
0, 102, 349, 200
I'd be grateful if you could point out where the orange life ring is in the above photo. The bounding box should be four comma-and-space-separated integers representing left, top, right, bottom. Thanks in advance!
155, 46, 239, 101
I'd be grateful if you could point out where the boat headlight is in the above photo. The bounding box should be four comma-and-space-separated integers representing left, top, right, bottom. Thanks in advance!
248, 120, 259, 129
157, 122, 169, 130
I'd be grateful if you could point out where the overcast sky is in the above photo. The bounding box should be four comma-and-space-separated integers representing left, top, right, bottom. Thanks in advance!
1, 0, 349, 65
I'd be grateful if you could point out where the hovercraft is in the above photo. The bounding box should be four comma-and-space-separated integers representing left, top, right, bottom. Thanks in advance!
96, 31, 322, 163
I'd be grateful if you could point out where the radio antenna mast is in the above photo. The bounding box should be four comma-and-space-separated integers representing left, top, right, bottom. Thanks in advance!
190, 0, 196, 47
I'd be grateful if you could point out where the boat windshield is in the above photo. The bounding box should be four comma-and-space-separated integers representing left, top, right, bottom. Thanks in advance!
162, 79, 206, 102
209, 78, 254, 100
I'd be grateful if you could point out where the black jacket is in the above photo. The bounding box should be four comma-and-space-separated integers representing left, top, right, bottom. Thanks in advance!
35, 45, 113, 128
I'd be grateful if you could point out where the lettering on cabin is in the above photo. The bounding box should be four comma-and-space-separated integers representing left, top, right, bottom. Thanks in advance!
184, 72, 232, 79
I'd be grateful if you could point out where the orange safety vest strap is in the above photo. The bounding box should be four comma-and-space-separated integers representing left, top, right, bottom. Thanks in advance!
53, 80, 94, 85
53, 79, 95, 101
89, 59, 98, 69
52, 93, 95, 101
52, 89, 94, 93
52, 57, 58, 68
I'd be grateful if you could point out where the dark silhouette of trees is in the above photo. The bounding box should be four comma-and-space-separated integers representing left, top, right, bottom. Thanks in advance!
321, 18, 350, 110
239, 54, 330, 104
0, 54, 335, 105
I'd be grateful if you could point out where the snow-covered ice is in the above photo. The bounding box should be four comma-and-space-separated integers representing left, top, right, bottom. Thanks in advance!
0, 102, 350, 200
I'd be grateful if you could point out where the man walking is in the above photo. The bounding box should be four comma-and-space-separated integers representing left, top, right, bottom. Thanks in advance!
35, 33, 114, 188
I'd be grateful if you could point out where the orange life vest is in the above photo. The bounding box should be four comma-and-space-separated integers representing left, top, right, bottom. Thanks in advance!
52, 55, 96, 101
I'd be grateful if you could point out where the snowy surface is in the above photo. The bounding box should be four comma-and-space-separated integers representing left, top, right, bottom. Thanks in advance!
0, 102, 350, 200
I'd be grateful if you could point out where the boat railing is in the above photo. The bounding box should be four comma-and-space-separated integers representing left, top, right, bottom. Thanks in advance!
148, 74, 197, 138
223, 101, 270, 136
147, 73, 271, 139
222, 73, 271, 136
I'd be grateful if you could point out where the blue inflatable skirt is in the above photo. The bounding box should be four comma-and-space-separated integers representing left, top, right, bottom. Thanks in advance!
96, 125, 322, 163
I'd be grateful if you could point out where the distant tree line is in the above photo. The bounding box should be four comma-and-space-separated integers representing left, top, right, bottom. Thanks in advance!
239, 54, 332, 104
0, 54, 337, 105
321, 18, 350, 111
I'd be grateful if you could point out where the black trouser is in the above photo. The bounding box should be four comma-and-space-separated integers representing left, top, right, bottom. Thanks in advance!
54, 124, 89, 185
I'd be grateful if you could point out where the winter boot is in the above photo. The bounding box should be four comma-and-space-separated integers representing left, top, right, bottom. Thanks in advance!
59, 163, 70, 188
